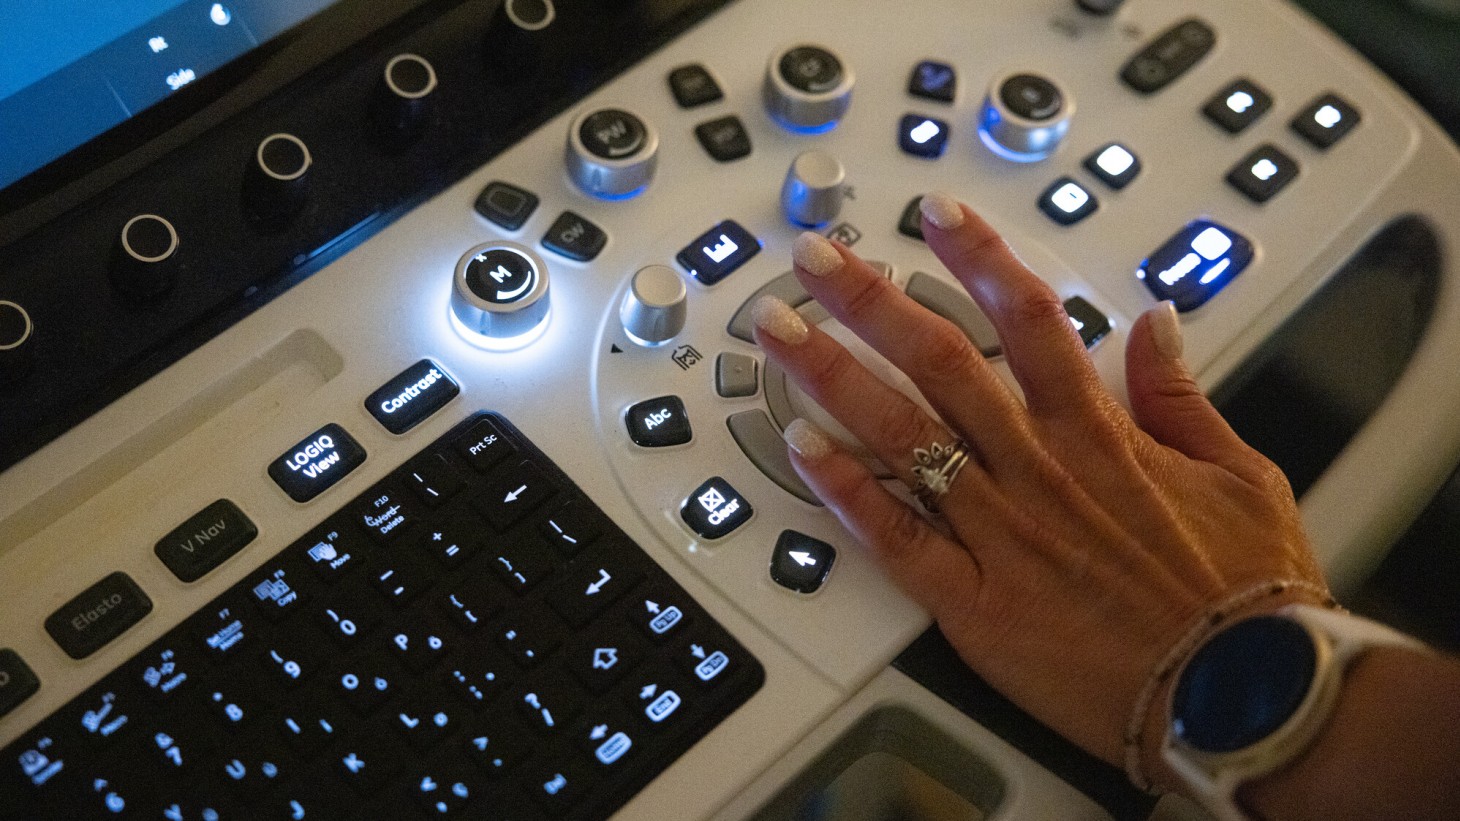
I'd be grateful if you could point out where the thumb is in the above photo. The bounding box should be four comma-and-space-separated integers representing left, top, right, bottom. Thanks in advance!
1125, 302, 1251, 468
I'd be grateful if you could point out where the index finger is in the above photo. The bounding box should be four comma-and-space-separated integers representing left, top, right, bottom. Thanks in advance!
919, 192, 1106, 419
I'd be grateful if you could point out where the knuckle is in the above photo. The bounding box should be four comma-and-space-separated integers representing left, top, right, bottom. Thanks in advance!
914, 321, 979, 384
874, 398, 935, 452
838, 273, 899, 326
1009, 286, 1069, 328
800, 341, 857, 393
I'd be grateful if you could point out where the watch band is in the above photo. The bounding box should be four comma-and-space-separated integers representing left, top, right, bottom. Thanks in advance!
1161, 604, 1424, 821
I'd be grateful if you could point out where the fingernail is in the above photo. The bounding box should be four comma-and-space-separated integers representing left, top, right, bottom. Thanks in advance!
784, 418, 835, 462
920, 191, 965, 231
793, 231, 843, 277
752, 294, 809, 344
1147, 301, 1183, 360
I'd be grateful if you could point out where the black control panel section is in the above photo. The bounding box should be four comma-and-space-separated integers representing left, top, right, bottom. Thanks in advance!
0, 0, 734, 473
3, 412, 764, 820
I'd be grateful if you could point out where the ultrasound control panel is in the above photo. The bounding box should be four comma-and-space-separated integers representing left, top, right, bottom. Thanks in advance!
4, 0, 1460, 818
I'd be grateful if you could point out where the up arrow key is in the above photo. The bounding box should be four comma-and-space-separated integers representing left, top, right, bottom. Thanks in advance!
789, 550, 816, 567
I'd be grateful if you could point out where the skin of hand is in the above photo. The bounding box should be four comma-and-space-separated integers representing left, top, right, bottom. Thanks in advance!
751, 192, 1332, 789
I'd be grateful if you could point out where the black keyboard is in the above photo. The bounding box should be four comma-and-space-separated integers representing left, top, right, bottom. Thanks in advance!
1, 412, 764, 820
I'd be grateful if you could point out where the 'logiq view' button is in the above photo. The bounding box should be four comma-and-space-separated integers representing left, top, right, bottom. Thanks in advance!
366, 359, 460, 434
268, 423, 367, 502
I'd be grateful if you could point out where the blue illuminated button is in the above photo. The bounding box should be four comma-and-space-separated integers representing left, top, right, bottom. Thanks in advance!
1202, 78, 1272, 134
268, 423, 367, 503
1226, 144, 1299, 203
625, 395, 691, 447
1038, 177, 1098, 225
908, 60, 956, 103
1138, 220, 1255, 312
365, 359, 459, 435
1291, 93, 1360, 149
898, 114, 949, 158
675, 220, 760, 285
680, 477, 752, 539
1083, 142, 1141, 189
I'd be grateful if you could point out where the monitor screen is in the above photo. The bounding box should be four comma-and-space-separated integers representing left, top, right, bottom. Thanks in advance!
0, 0, 340, 190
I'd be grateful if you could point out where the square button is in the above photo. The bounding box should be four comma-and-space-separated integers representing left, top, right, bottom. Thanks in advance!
898, 114, 949, 158
770, 531, 835, 593
1138, 220, 1255, 311
680, 477, 752, 540
1291, 93, 1360, 149
1063, 296, 1111, 348
474, 181, 538, 231
625, 396, 692, 447
667, 64, 723, 108
694, 115, 752, 162
897, 196, 925, 240
1203, 79, 1273, 133
541, 211, 607, 261
1084, 143, 1141, 189
1226, 144, 1299, 203
908, 60, 956, 103
1038, 178, 1099, 225
675, 220, 760, 285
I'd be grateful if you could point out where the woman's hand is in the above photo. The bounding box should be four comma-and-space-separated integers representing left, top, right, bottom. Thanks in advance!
751, 192, 1331, 788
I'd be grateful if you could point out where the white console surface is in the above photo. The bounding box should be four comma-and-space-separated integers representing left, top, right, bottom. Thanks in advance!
4, 0, 1460, 817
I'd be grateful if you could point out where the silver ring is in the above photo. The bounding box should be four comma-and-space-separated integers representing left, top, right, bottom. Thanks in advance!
910, 439, 970, 513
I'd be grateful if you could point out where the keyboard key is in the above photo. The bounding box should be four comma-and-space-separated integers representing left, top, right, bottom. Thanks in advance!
668, 63, 723, 108
1291, 93, 1360, 149
355, 482, 419, 542
0, 650, 41, 718
461, 718, 530, 777
546, 553, 642, 628
365, 359, 460, 435
477, 460, 556, 530
496, 604, 564, 668
440, 582, 502, 632
487, 538, 557, 593
418, 518, 480, 567
442, 650, 512, 708
770, 530, 836, 593
566, 629, 646, 694
404, 450, 464, 508
680, 476, 752, 539
296, 524, 365, 581
44, 572, 153, 660
268, 423, 367, 503
474, 181, 539, 231
154, 499, 258, 582
386, 620, 453, 673
628, 587, 692, 641
536, 502, 603, 559
454, 416, 516, 472
246, 563, 309, 621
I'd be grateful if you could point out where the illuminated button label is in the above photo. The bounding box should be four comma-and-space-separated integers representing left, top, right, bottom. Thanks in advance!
626, 395, 692, 447
1084, 142, 1142, 190
465, 248, 537, 304
1138, 220, 1254, 312
1038, 177, 1098, 225
681, 477, 752, 539
676, 220, 761, 285
1225, 144, 1299, 203
366, 359, 459, 435
268, 423, 367, 502
1291, 94, 1360, 149
898, 114, 950, 158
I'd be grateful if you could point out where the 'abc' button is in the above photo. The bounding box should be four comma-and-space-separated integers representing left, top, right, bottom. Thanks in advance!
626, 395, 691, 447
681, 477, 752, 540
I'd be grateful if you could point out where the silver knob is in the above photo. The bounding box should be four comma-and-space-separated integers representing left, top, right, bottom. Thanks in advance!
978, 71, 1074, 161
565, 107, 658, 199
763, 44, 855, 132
620, 265, 687, 347
451, 241, 551, 343
781, 150, 845, 228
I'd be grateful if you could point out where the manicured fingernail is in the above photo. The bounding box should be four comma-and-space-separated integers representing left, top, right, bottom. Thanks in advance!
752, 295, 809, 344
784, 418, 835, 462
1147, 301, 1183, 360
793, 231, 843, 277
920, 191, 965, 231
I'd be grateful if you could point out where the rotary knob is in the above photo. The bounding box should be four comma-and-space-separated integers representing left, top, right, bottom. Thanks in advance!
110, 214, 180, 300
763, 44, 855, 132
372, 53, 437, 141
0, 300, 35, 380
565, 107, 659, 199
451, 241, 551, 344
781, 150, 845, 228
620, 265, 687, 347
484, 0, 556, 78
978, 71, 1074, 161
244, 133, 312, 222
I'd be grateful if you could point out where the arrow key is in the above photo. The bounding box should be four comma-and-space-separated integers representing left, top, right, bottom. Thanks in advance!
566, 629, 647, 693
770, 530, 836, 593
546, 555, 641, 627
476, 461, 556, 530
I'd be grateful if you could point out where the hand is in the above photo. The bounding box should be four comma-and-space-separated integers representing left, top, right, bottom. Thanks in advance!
751, 192, 1331, 788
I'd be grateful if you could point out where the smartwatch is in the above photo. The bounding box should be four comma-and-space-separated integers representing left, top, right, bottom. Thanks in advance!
1161, 604, 1422, 821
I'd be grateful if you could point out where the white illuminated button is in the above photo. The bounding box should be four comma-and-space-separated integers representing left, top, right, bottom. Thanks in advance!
1084, 142, 1141, 189
1292, 94, 1360, 149
1039, 177, 1098, 225
1191, 227, 1233, 260
1203, 79, 1271, 133
1227, 144, 1298, 203
1251, 159, 1279, 181
1226, 91, 1254, 113
898, 114, 950, 158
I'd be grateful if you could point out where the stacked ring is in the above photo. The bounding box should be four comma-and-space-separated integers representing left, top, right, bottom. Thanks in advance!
909, 439, 971, 513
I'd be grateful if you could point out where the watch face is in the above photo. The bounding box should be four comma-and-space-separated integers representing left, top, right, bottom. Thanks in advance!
1172, 615, 1317, 753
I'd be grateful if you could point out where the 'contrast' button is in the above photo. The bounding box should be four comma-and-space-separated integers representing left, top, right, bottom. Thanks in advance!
366, 359, 459, 435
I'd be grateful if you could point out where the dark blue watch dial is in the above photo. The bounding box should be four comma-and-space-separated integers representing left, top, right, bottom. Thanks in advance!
1171, 615, 1317, 753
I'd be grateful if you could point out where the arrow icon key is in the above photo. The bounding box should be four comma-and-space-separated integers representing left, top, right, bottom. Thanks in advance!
770, 530, 837, 593
476, 462, 555, 530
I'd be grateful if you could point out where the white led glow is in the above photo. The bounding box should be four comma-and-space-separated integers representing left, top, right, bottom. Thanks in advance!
1158, 252, 1200, 286
1198, 258, 1232, 285
1315, 105, 1343, 129
1096, 145, 1135, 176
1191, 227, 1233, 260
1251, 159, 1279, 182
1226, 91, 1255, 114
1051, 183, 1089, 214
909, 119, 941, 144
